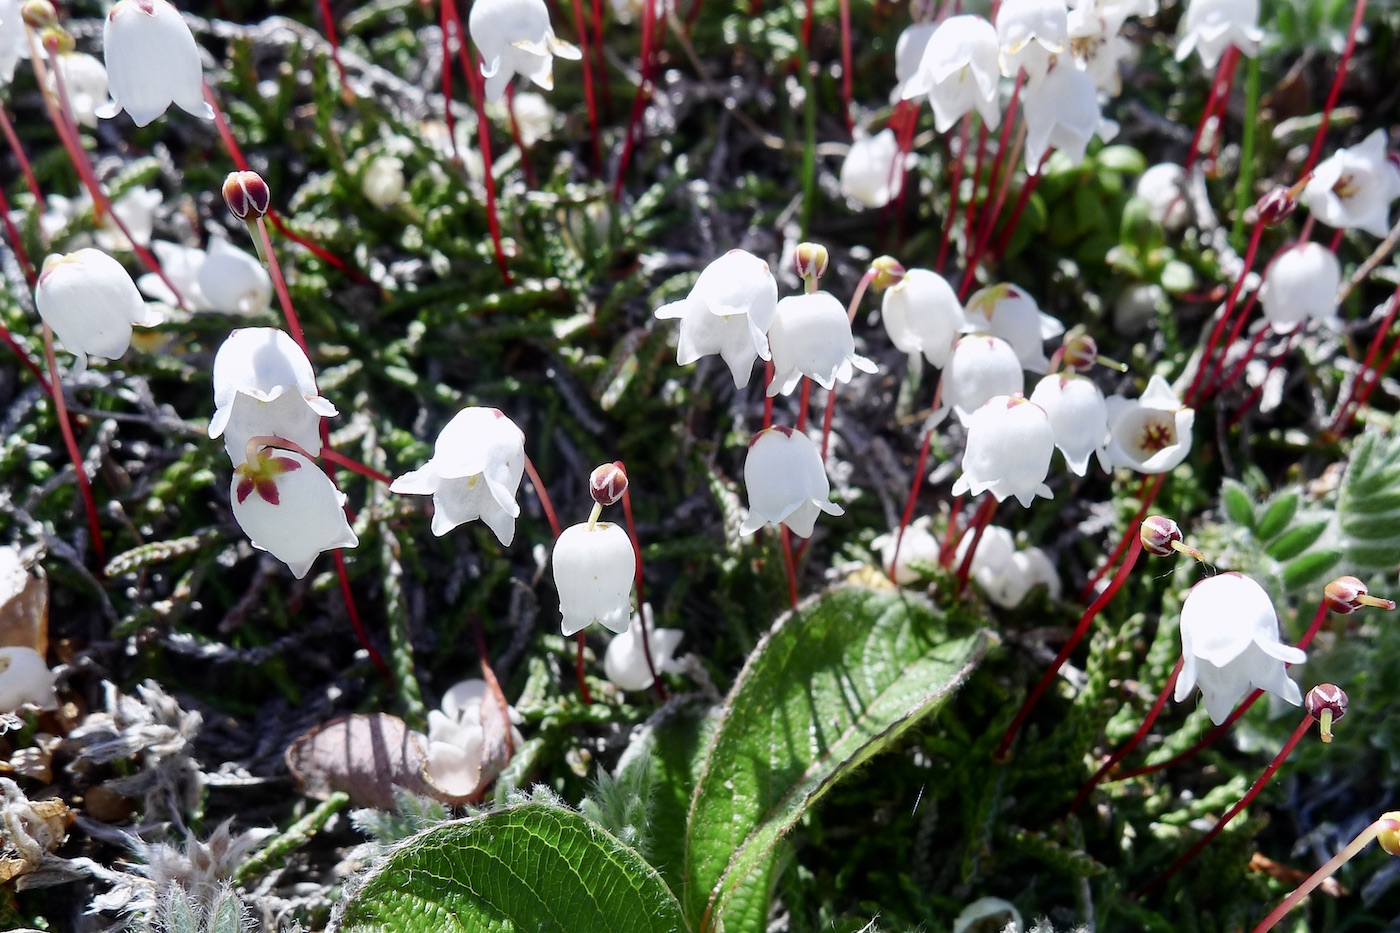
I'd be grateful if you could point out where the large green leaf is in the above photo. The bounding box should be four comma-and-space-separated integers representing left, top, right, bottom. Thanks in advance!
683, 586, 990, 932
332, 802, 686, 933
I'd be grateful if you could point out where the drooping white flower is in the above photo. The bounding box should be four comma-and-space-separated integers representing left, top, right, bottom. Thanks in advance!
230, 448, 358, 579
882, 268, 966, 368
421, 679, 524, 799
739, 426, 844, 538
604, 605, 684, 691
873, 515, 940, 585
95, 186, 163, 252
1029, 373, 1108, 475
469, 0, 582, 104
890, 21, 937, 103
901, 15, 1002, 132
138, 241, 209, 309
1022, 57, 1110, 172
1174, 572, 1306, 724
0, 647, 59, 713
1301, 130, 1400, 238
840, 129, 905, 210
49, 53, 109, 127
996, 0, 1069, 78
553, 521, 635, 636
488, 90, 556, 145
942, 334, 1025, 425
1259, 242, 1342, 334
1102, 374, 1194, 474
956, 525, 1061, 607
35, 248, 162, 365
952, 395, 1055, 507
199, 237, 272, 316
654, 250, 779, 388
0, 0, 29, 88
1175, 0, 1263, 70
209, 328, 337, 467
361, 156, 405, 210
97, 0, 214, 127
1135, 162, 1190, 229
766, 291, 878, 396
391, 407, 526, 545
963, 283, 1064, 373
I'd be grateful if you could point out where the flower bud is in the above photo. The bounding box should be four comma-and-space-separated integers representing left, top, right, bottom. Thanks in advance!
1324, 575, 1396, 614
590, 461, 628, 506
222, 171, 271, 221
1305, 682, 1348, 744
869, 255, 906, 291
21, 0, 57, 29
1061, 330, 1097, 373
1252, 186, 1296, 227
40, 25, 75, 55
793, 242, 829, 285
1140, 515, 1204, 560
1379, 812, 1400, 857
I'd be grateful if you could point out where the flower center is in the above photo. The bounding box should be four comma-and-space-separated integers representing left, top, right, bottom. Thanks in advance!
1333, 172, 1359, 200
1134, 414, 1177, 455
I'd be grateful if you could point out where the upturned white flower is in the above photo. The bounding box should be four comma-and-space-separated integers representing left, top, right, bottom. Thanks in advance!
0, 647, 59, 713
1102, 375, 1194, 474
840, 129, 904, 210
1301, 130, 1400, 238
1022, 57, 1110, 172
604, 605, 684, 691
35, 248, 162, 365
50, 53, 109, 127
209, 328, 337, 467
1175, 0, 1263, 70
654, 249, 779, 388
952, 395, 1055, 507
890, 21, 937, 103
766, 291, 878, 396
361, 156, 405, 210
1174, 572, 1306, 724
942, 335, 1025, 425
882, 268, 965, 368
1066, 4, 1133, 94
391, 407, 525, 545
97, 0, 214, 127
956, 525, 1061, 607
553, 521, 636, 636
1135, 162, 1190, 229
1260, 243, 1342, 334
422, 679, 524, 799
469, 0, 582, 104
964, 283, 1064, 373
230, 449, 358, 579
901, 15, 1002, 132
739, 426, 844, 538
199, 237, 272, 316
873, 515, 940, 584
996, 0, 1068, 78
1029, 373, 1108, 475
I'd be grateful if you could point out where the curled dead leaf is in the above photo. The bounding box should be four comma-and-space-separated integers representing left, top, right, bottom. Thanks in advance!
0, 548, 47, 655
285, 713, 437, 810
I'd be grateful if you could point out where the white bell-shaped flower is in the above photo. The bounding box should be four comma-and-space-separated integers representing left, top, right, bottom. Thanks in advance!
469, 0, 582, 104
1135, 162, 1190, 229
901, 15, 1002, 132
1066, 4, 1133, 94
553, 521, 635, 636
97, 0, 214, 127
890, 21, 937, 103
391, 407, 525, 544
199, 237, 273, 316
873, 515, 940, 584
766, 291, 878, 397
422, 679, 524, 799
35, 248, 163, 365
1102, 375, 1194, 474
0, 647, 59, 713
604, 605, 684, 691
209, 328, 337, 467
0, 0, 31, 87
1174, 572, 1306, 724
95, 186, 163, 253
1301, 130, 1400, 238
942, 335, 1025, 425
739, 426, 844, 538
956, 525, 1061, 607
882, 268, 966, 368
230, 448, 359, 579
50, 53, 109, 127
1260, 242, 1342, 334
996, 0, 1068, 78
361, 156, 405, 211
1175, 0, 1263, 70
964, 283, 1064, 373
1029, 373, 1108, 475
138, 241, 210, 310
1022, 57, 1108, 172
951, 395, 1055, 507
840, 129, 904, 210
654, 249, 779, 388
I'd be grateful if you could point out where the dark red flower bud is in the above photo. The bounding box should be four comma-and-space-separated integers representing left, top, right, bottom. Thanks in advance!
222, 171, 271, 220
1324, 576, 1396, 614
590, 461, 628, 506
1305, 683, 1348, 743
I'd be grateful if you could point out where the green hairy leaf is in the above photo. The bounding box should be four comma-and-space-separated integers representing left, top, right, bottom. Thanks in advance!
1220, 479, 1257, 531
1338, 430, 1400, 573
684, 586, 990, 932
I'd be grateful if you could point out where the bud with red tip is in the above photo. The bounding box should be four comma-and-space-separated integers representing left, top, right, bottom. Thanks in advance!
793, 242, 829, 288
1061, 330, 1098, 373
1324, 576, 1396, 614
590, 461, 628, 506
1140, 515, 1204, 561
1252, 186, 1297, 227
1305, 683, 1348, 743
223, 171, 271, 221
